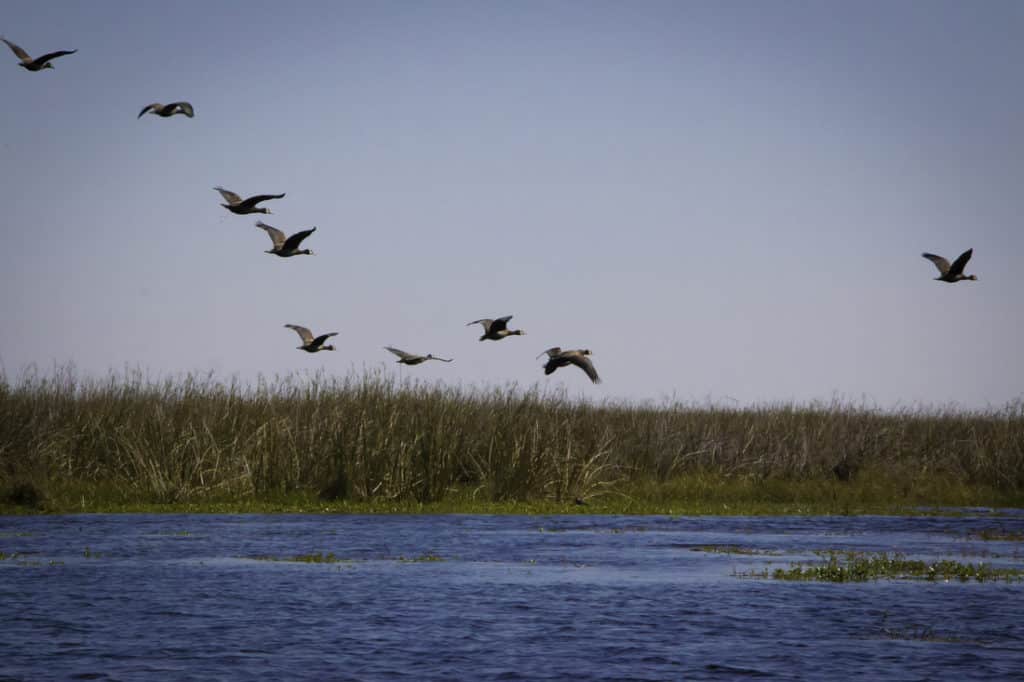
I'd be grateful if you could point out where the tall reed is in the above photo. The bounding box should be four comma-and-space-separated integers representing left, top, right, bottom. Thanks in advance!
2, 368, 1022, 508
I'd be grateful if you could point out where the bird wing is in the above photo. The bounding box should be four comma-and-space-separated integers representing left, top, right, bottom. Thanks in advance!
385, 346, 416, 360
32, 49, 76, 65
282, 227, 316, 251
570, 354, 601, 384
1, 38, 31, 61
921, 253, 951, 276
214, 187, 243, 205
172, 102, 194, 117
256, 221, 287, 249
310, 332, 339, 348
239, 193, 286, 210
491, 315, 512, 332
948, 248, 973, 277
467, 318, 494, 329
541, 347, 562, 358
138, 103, 160, 118
285, 324, 315, 345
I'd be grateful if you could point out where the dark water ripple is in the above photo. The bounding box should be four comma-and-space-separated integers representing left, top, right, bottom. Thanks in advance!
1, 512, 1023, 680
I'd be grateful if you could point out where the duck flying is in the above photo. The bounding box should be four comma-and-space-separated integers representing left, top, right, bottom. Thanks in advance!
467, 315, 525, 341
214, 186, 285, 215
139, 102, 194, 119
537, 347, 600, 384
256, 221, 315, 257
921, 249, 977, 283
384, 347, 453, 365
285, 324, 337, 352
2, 37, 76, 71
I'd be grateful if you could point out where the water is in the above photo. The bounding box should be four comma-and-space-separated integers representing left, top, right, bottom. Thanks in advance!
1, 512, 1023, 681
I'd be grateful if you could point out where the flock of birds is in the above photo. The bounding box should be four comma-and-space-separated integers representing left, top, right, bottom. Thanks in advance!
3, 35, 605, 384
4, 35, 980, 388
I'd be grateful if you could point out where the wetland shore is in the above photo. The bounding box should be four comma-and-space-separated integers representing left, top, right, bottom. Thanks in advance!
2, 370, 1022, 514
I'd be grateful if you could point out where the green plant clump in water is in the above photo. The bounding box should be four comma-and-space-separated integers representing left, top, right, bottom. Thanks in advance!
252, 552, 350, 564
968, 529, 1024, 542
692, 545, 782, 556
398, 554, 444, 563
2, 368, 1023, 515
771, 551, 1024, 582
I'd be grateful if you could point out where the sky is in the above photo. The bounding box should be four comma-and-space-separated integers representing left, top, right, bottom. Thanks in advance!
2, 0, 1022, 409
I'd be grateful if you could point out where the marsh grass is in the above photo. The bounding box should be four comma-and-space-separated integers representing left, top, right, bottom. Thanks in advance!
1, 368, 1022, 513
766, 550, 1024, 582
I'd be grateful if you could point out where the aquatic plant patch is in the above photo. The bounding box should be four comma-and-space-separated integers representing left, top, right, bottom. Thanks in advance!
250, 552, 352, 564
763, 550, 1024, 582
691, 545, 782, 556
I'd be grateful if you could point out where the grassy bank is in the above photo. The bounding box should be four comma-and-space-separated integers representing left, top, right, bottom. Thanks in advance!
2, 369, 1022, 514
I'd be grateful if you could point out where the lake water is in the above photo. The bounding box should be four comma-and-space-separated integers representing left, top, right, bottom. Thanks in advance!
1, 512, 1023, 681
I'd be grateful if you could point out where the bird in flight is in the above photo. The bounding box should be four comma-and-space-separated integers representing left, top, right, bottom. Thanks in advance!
285, 325, 338, 353
537, 347, 601, 384
213, 187, 285, 215
256, 221, 316, 257
138, 102, 194, 119
2, 37, 76, 71
921, 249, 977, 283
466, 315, 526, 341
384, 347, 453, 365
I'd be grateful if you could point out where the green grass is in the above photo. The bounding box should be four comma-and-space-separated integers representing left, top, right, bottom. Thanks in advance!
757, 550, 1024, 582
2, 368, 1022, 514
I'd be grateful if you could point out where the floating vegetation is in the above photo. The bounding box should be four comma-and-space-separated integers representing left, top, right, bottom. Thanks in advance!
754, 551, 1024, 583
398, 554, 445, 563
0, 551, 16, 560
252, 552, 351, 564
966, 529, 1024, 542
692, 545, 782, 556
82, 547, 102, 559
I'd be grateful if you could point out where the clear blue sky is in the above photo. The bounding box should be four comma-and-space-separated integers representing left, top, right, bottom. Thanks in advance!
2, 1, 1022, 408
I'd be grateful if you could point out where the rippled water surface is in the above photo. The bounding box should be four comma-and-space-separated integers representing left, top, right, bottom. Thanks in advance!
2, 512, 1023, 680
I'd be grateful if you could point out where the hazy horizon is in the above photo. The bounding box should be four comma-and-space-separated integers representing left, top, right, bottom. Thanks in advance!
2, 1, 1022, 410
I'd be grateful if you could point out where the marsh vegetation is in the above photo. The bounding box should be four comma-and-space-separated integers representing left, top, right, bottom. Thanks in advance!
1, 369, 1022, 513
755, 550, 1024, 583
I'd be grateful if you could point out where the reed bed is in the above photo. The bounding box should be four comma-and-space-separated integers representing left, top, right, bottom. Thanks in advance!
1, 368, 1022, 512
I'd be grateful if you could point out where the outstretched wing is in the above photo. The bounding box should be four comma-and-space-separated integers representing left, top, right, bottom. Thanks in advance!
570, 354, 601, 384
538, 347, 562, 359
171, 101, 194, 117
385, 346, 416, 360
32, 49, 76, 66
282, 227, 316, 252
138, 103, 160, 118
214, 186, 243, 205
490, 315, 512, 332
310, 332, 339, 349
1, 38, 31, 61
256, 221, 287, 249
921, 253, 951, 276
467, 318, 494, 329
238, 193, 286, 210
948, 248, 973, 277
285, 324, 315, 345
